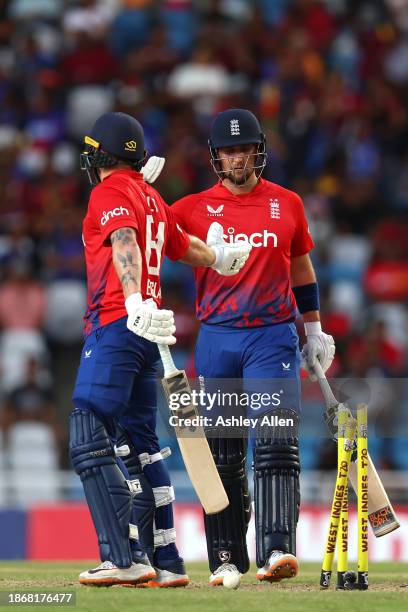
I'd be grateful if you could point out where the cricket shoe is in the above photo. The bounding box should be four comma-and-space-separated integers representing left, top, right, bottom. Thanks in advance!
148, 558, 189, 588
256, 551, 299, 582
132, 551, 151, 566
209, 563, 241, 587
79, 560, 156, 586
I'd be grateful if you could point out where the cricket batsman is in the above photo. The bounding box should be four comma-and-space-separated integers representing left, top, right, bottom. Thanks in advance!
69, 111, 251, 587
170, 108, 336, 585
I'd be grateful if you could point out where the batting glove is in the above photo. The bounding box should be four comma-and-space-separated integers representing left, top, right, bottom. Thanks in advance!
206, 221, 252, 276
301, 322, 335, 381
125, 293, 176, 345
141, 156, 165, 183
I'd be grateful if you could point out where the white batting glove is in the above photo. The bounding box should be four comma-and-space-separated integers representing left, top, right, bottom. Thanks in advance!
141, 156, 165, 183
206, 222, 252, 276
301, 322, 335, 381
125, 293, 176, 345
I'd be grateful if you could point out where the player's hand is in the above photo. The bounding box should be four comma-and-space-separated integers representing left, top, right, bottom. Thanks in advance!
125, 293, 176, 345
141, 156, 165, 183
206, 221, 252, 276
301, 322, 335, 381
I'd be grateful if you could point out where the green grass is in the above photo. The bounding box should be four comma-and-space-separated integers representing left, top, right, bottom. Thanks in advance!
0, 562, 408, 612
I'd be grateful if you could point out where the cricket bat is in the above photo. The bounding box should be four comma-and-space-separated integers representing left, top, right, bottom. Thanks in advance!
312, 360, 400, 538
349, 455, 399, 537
158, 344, 229, 515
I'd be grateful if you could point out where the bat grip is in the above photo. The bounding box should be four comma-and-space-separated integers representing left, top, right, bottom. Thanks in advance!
313, 359, 338, 409
157, 344, 178, 377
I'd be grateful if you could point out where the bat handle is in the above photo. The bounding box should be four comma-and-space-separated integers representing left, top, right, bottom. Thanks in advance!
311, 358, 325, 379
157, 344, 178, 377
312, 360, 338, 409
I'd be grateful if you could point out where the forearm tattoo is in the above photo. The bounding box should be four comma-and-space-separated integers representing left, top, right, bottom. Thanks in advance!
116, 251, 138, 289
111, 227, 140, 292
116, 251, 134, 268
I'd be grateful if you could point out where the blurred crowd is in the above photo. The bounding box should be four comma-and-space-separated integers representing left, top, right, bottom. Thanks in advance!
0, 0, 407, 499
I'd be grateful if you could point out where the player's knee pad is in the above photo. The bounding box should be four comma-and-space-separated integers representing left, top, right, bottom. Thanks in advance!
115, 428, 156, 563
69, 409, 132, 567
254, 409, 300, 565
204, 435, 250, 573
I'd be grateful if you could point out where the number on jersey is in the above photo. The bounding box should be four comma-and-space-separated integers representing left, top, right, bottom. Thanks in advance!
145, 214, 164, 275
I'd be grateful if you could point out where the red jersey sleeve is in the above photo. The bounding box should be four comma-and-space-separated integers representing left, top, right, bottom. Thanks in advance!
170, 195, 196, 232
163, 201, 190, 261
88, 184, 139, 244
290, 194, 315, 257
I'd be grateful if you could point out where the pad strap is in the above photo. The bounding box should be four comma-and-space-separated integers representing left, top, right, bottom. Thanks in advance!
127, 479, 143, 495
129, 523, 139, 541
154, 527, 176, 547
116, 427, 156, 563
152, 485, 175, 508
115, 444, 131, 457
139, 447, 171, 468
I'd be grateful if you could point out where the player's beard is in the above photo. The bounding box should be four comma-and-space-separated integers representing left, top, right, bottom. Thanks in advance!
221, 152, 257, 185
224, 166, 254, 185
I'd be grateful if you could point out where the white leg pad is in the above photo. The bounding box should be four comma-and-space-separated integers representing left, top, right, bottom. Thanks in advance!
152, 485, 175, 508
154, 527, 176, 547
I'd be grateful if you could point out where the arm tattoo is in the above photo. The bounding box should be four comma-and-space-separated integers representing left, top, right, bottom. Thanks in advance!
110, 227, 136, 245
121, 270, 137, 290
115, 249, 140, 293
111, 226, 141, 295
116, 251, 136, 269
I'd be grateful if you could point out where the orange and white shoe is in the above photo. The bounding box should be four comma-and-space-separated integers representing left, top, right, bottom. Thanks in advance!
79, 560, 155, 587
147, 567, 189, 588
256, 551, 299, 582
209, 563, 241, 587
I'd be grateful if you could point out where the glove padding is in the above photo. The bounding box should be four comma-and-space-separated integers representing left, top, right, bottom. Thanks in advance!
126, 294, 176, 345
141, 156, 165, 184
301, 324, 335, 381
206, 221, 251, 276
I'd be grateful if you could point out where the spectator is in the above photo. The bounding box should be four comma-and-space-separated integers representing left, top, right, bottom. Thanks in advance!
0, 262, 47, 391
2, 357, 57, 437
0, 0, 405, 479
109, 0, 153, 57
167, 45, 232, 98
63, 0, 114, 42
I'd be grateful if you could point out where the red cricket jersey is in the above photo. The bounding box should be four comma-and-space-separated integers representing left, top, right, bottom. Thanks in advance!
171, 178, 314, 328
82, 169, 190, 335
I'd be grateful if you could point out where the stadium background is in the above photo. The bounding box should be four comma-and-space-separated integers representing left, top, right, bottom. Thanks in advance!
0, 0, 407, 562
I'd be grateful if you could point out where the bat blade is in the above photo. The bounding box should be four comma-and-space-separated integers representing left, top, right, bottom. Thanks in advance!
161, 370, 229, 515
349, 455, 400, 537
